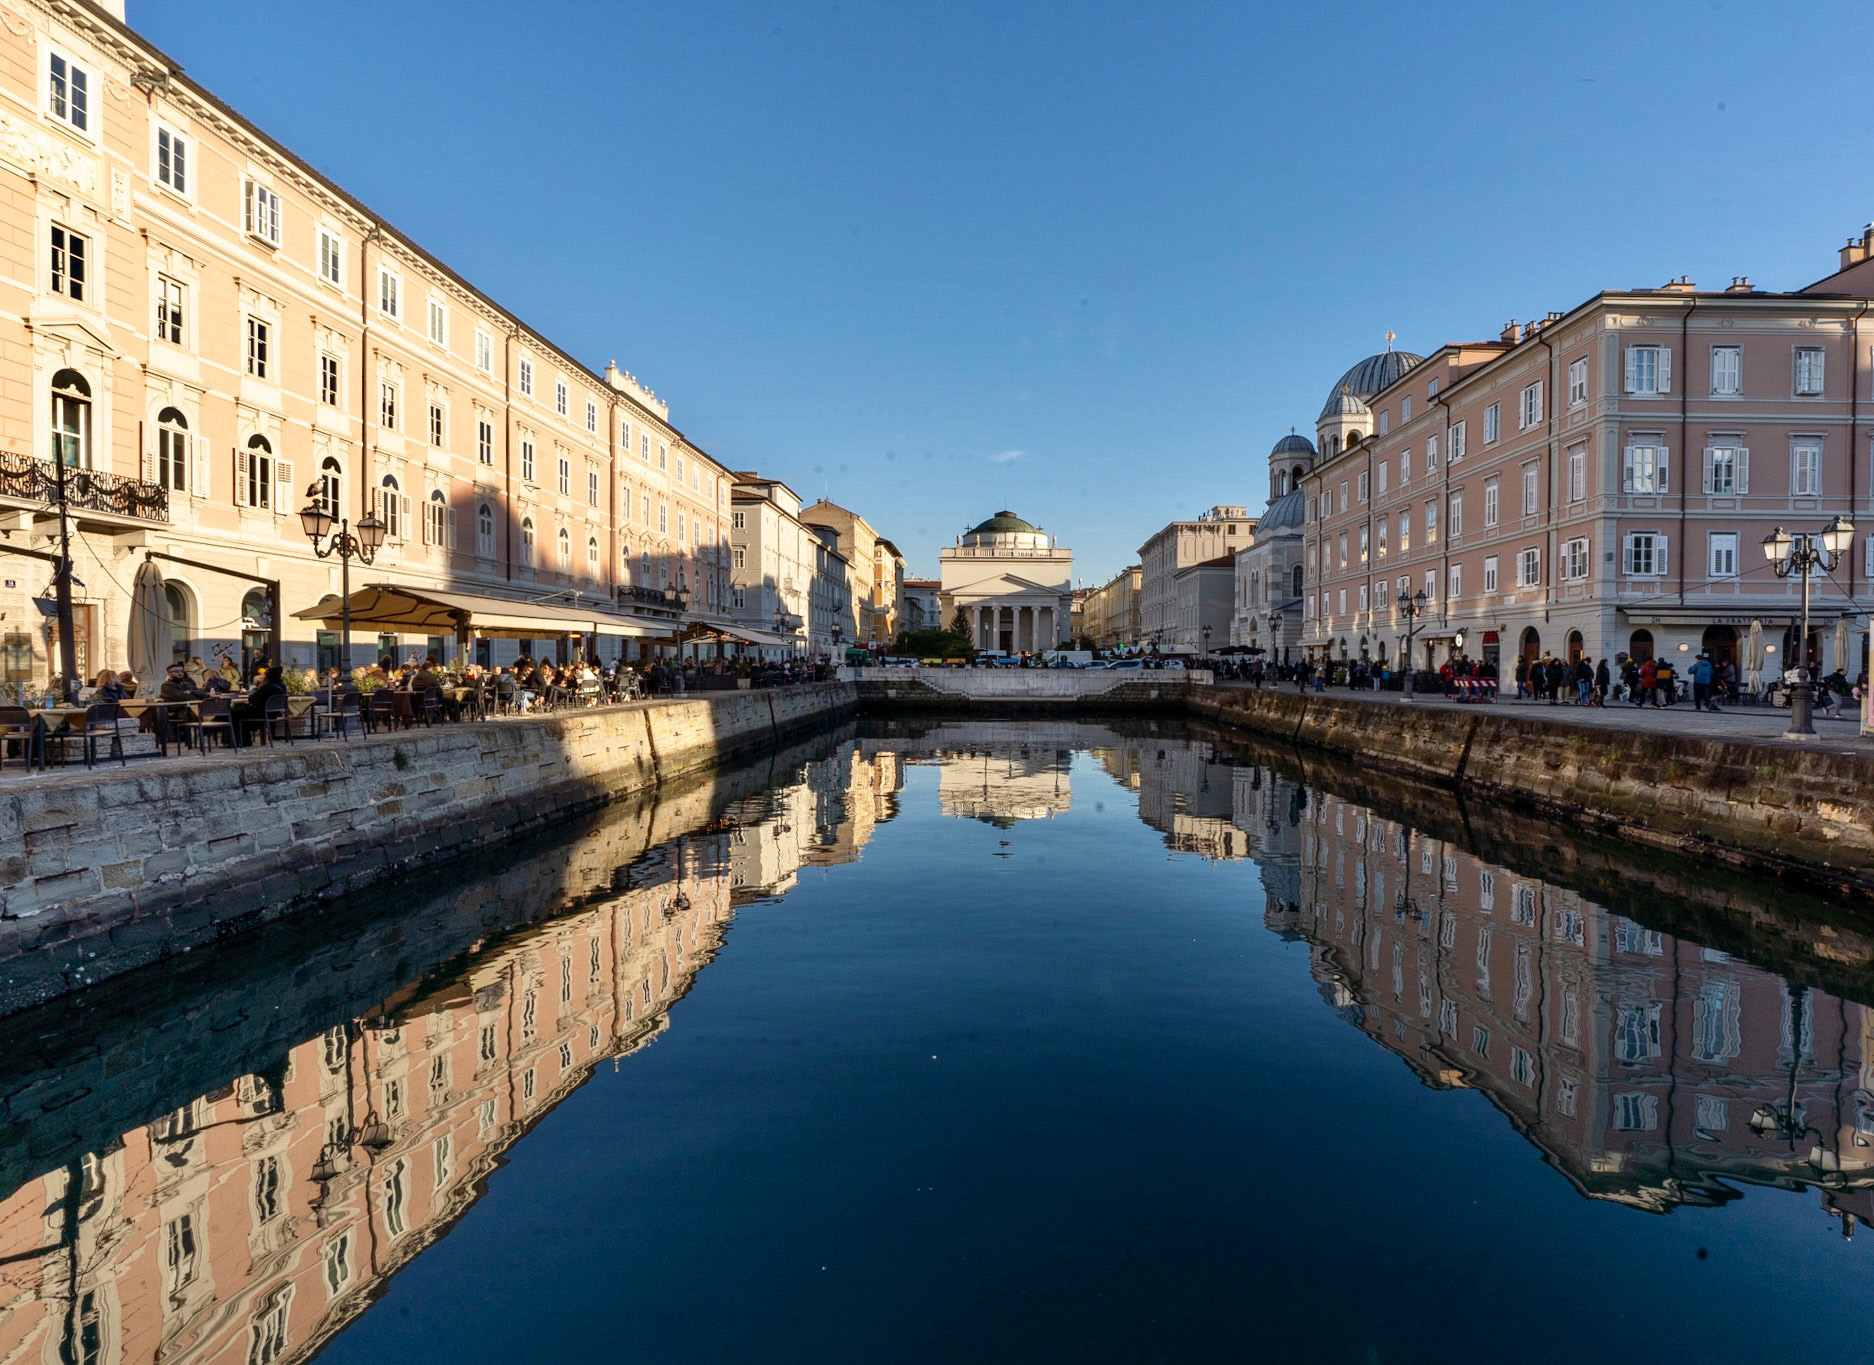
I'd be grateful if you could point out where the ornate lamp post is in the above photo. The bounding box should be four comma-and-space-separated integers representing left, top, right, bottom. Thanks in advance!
663, 583, 692, 661
1763, 515, 1853, 739
1201, 623, 1212, 656
299, 490, 386, 675
1397, 587, 1429, 700
830, 622, 843, 661
1267, 608, 1285, 666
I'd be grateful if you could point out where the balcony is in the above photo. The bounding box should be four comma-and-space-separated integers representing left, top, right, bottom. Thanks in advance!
0, 452, 169, 525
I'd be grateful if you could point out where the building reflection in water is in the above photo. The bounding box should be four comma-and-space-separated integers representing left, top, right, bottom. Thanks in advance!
3, 722, 1873, 1365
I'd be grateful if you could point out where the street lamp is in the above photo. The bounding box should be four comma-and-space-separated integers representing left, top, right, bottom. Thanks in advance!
1201, 623, 1212, 656
1763, 514, 1853, 738
300, 489, 386, 675
1397, 588, 1429, 700
1268, 609, 1285, 667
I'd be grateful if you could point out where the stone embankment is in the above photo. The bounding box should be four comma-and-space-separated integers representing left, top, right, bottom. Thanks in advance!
1187, 687, 1874, 894
844, 664, 1207, 709
0, 684, 855, 1012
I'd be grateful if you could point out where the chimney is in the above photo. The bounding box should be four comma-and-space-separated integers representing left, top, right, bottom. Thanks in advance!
1844, 228, 1874, 271
1724, 276, 1754, 294
1660, 276, 1696, 294
1499, 319, 1520, 343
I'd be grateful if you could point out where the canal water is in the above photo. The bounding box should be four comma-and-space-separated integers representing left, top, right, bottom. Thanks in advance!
5, 718, 1874, 1364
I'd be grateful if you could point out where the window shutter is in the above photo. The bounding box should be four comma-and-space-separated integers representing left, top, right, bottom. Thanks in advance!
1656, 449, 1669, 495
1655, 534, 1668, 572
420, 500, 432, 545
273, 459, 292, 516
1624, 348, 1637, 393
141, 442, 155, 484
243, 182, 253, 235
233, 447, 249, 506
1735, 447, 1749, 494
401, 494, 412, 540
448, 506, 458, 550
1622, 447, 1635, 491
1657, 347, 1672, 394
1622, 536, 1635, 575
1701, 448, 1715, 494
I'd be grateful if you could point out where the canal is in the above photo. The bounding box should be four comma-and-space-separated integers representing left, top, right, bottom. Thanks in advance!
5, 718, 1874, 1363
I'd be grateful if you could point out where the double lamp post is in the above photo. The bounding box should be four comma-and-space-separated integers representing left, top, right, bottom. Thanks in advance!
299, 489, 385, 675
1763, 514, 1853, 739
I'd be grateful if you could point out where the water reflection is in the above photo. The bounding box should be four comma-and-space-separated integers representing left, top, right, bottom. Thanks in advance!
4, 719, 1874, 1363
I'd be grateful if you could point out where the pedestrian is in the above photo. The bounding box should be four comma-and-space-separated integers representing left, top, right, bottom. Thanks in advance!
1654, 656, 1677, 707
1593, 657, 1610, 707
1690, 651, 1716, 711
1514, 655, 1529, 700
1639, 656, 1658, 707
1574, 656, 1593, 705
1544, 654, 1566, 705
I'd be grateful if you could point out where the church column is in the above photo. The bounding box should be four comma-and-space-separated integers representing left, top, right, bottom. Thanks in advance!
975, 605, 988, 650
1017, 606, 1031, 652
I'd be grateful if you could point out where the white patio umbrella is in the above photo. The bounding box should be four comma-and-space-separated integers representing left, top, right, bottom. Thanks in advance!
1745, 617, 1763, 694
127, 557, 171, 698
1834, 615, 1850, 677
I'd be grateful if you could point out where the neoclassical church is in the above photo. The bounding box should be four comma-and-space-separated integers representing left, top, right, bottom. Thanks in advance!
1233, 347, 1423, 659
938, 511, 1074, 653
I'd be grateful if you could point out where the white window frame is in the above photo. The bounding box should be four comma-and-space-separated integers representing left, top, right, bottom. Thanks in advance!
1450, 420, 1467, 461
319, 353, 340, 406
557, 453, 570, 496
520, 437, 536, 483
377, 266, 401, 320
555, 380, 569, 417
477, 417, 494, 466
49, 223, 87, 302
1519, 381, 1543, 430
1448, 490, 1463, 537
155, 274, 184, 345
1483, 404, 1499, 445
1567, 446, 1586, 502
1622, 531, 1666, 577
245, 316, 270, 379
1710, 344, 1741, 396
1482, 556, 1498, 594
1708, 532, 1738, 580
1794, 346, 1825, 397
474, 329, 493, 374
1424, 497, 1437, 543
1567, 357, 1588, 407
518, 357, 534, 397
1703, 440, 1747, 495
1521, 462, 1539, 516
47, 47, 89, 134
588, 469, 600, 506
1482, 477, 1499, 528
245, 181, 282, 247
427, 296, 447, 347
155, 123, 189, 196
1791, 437, 1822, 496
318, 229, 343, 287
1624, 344, 1670, 395
585, 399, 598, 434
1561, 537, 1589, 582
1448, 563, 1462, 600
1622, 438, 1669, 494
1516, 546, 1540, 588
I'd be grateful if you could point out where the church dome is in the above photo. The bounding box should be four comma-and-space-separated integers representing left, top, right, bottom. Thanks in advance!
968, 510, 1039, 535
1318, 349, 1424, 419
1270, 432, 1316, 458
1321, 386, 1370, 418
1258, 488, 1306, 532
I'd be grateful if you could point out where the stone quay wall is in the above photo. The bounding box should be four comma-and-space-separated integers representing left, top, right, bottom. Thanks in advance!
0, 684, 856, 1013
1186, 687, 1874, 894
846, 666, 1207, 710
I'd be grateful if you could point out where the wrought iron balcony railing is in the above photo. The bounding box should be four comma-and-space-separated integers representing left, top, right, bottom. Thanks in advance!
0, 452, 169, 523
617, 583, 680, 609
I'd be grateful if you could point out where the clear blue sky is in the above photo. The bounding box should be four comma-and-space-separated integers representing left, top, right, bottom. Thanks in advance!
139, 0, 1874, 584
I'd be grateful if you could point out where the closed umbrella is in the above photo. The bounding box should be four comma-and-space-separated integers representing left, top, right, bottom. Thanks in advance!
1834, 615, 1850, 677
127, 558, 171, 698
1746, 618, 1763, 694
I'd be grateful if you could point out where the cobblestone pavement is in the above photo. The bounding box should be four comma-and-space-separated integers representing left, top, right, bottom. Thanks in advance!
1214, 680, 1873, 753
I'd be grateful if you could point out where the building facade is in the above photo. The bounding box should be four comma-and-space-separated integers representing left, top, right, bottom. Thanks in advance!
937, 510, 1073, 654
1231, 432, 1317, 657
1170, 553, 1234, 654
801, 499, 890, 650
1137, 506, 1255, 649
1302, 238, 1874, 677
899, 578, 941, 634
1080, 564, 1141, 650
728, 474, 814, 656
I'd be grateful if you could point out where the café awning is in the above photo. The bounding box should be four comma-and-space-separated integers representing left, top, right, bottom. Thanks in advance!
293, 583, 658, 639
688, 620, 799, 648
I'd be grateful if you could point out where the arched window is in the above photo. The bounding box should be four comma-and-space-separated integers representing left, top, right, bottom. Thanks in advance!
52, 369, 90, 469
476, 503, 495, 558
586, 535, 599, 579
640, 551, 651, 584
317, 456, 342, 519
241, 587, 271, 630
241, 434, 275, 509
1291, 464, 1305, 489
1326, 435, 1341, 457
556, 526, 570, 570
1628, 628, 1654, 663
519, 516, 535, 567
425, 489, 447, 547
1292, 564, 1304, 598
619, 539, 631, 582
156, 407, 189, 492
1347, 429, 1363, 444
163, 582, 192, 663
379, 474, 402, 540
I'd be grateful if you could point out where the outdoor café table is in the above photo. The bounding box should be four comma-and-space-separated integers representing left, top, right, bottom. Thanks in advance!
120, 697, 205, 754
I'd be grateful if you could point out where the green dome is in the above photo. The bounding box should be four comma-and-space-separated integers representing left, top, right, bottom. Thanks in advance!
969, 510, 1039, 535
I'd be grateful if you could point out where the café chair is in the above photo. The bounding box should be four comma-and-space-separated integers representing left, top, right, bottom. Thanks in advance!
0, 706, 39, 771
195, 696, 238, 754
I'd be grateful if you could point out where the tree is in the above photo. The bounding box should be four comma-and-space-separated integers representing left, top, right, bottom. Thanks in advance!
897, 627, 975, 660
949, 606, 972, 640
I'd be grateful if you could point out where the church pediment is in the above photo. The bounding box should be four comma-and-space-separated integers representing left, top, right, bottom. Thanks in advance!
949, 571, 1066, 598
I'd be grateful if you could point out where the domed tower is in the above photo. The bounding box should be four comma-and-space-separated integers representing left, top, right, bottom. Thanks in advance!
1314, 348, 1424, 457
1268, 430, 1316, 501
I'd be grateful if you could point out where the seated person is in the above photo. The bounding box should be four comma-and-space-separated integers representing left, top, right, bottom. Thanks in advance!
160, 661, 208, 702
91, 669, 130, 703
235, 666, 288, 741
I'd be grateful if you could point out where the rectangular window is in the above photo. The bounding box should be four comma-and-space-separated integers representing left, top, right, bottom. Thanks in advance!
427, 297, 446, 346
1711, 344, 1741, 395
1626, 344, 1671, 395
428, 403, 444, 447
156, 125, 188, 193
1521, 463, 1539, 516
1703, 441, 1746, 495
245, 317, 269, 379
585, 399, 598, 433
1448, 490, 1463, 536
318, 228, 342, 286
475, 329, 493, 373
519, 358, 534, 396
156, 417, 188, 493
731, 510, 746, 530
1516, 547, 1539, 587
1379, 409, 1391, 436
1623, 531, 1665, 576
245, 182, 281, 246
1483, 403, 1500, 444
733, 546, 746, 569
154, 274, 183, 343
1358, 584, 1369, 612
1358, 471, 1369, 503
1398, 510, 1409, 552
1792, 438, 1822, 496
1401, 395, 1412, 422
1622, 439, 1669, 494
378, 381, 397, 429
48, 51, 87, 131
556, 454, 570, 495
477, 418, 494, 465
588, 469, 599, 505
1567, 356, 1588, 406
1337, 588, 1347, 615
49, 225, 85, 301
239, 447, 274, 510
1795, 346, 1825, 396
1562, 537, 1589, 581
1567, 446, 1586, 502
555, 381, 569, 416
520, 438, 535, 482
378, 267, 400, 319
1519, 381, 1543, 429
319, 353, 339, 406
1708, 531, 1738, 579
1425, 498, 1438, 543
1483, 555, 1498, 594
1450, 420, 1467, 461
1448, 563, 1462, 600
1377, 462, 1388, 494
1483, 478, 1499, 528
1426, 434, 1438, 470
